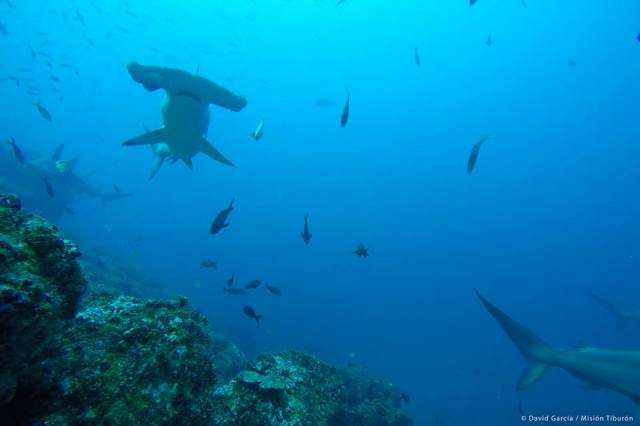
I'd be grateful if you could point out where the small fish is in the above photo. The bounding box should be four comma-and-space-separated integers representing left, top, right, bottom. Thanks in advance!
517, 401, 524, 415
314, 97, 334, 108
0, 22, 8, 36
486, 33, 493, 47
353, 243, 369, 258
568, 59, 577, 67
64, 207, 75, 215
301, 214, 312, 244
75, 9, 85, 26
32, 101, 52, 122
250, 120, 264, 141
113, 184, 121, 193
224, 287, 247, 295
340, 92, 350, 128
467, 135, 489, 174
637, 32, 640, 43
226, 275, 235, 287
7, 138, 25, 165
42, 177, 54, 196
200, 259, 218, 269
246, 280, 261, 289
414, 47, 421, 67
50, 75, 61, 83
55, 160, 72, 173
469, 0, 478, 5
210, 199, 234, 235
265, 283, 282, 296
134, 236, 144, 243
243, 306, 263, 323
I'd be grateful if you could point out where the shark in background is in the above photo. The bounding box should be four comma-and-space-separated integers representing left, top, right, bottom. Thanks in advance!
0, 143, 132, 221
585, 291, 640, 331
475, 290, 640, 409
122, 62, 247, 176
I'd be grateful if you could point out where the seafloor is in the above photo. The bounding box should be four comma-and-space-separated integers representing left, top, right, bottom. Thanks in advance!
0, 193, 415, 425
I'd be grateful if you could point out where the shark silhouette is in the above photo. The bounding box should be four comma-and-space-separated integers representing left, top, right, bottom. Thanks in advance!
122, 62, 247, 173
476, 290, 640, 408
585, 291, 640, 330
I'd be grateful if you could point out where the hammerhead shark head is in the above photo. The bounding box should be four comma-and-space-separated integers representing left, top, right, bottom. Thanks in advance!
585, 291, 640, 330
122, 62, 247, 174
475, 290, 640, 407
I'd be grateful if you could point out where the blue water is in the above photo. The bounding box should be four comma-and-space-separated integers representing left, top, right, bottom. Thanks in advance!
2, 0, 640, 424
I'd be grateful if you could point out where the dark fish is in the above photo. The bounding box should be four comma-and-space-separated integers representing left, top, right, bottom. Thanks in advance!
340, 92, 350, 128
414, 47, 421, 67
637, 32, 640, 43
399, 392, 410, 403
224, 287, 247, 295
226, 275, 235, 287
134, 236, 144, 243
243, 306, 263, 323
64, 207, 75, 215
301, 214, 312, 244
517, 401, 524, 415
50, 75, 61, 82
0, 22, 8, 36
32, 101, 52, 122
568, 59, 576, 67
353, 243, 369, 258
75, 9, 85, 26
470, 0, 478, 5
467, 135, 488, 174
246, 280, 261, 289
210, 198, 234, 235
113, 184, 121, 193
265, 284, 282, 296
200, 259, 217, 269
486, 33, 493, 47
314, 97, 334, 108
42, 177, 54, 197
7, 138, 25, 165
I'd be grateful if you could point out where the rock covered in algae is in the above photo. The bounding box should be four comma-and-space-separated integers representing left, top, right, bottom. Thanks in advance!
42, 292, 217, 425
0, 193, 87, 422
213, 351, 344, 425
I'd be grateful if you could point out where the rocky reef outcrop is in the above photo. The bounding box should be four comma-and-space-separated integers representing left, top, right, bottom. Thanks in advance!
0, 193, 414, 425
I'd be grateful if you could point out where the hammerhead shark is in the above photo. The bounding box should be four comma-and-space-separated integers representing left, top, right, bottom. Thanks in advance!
585, 291, 640, 330
475, 290, 640, 407
122, 62, 247, 174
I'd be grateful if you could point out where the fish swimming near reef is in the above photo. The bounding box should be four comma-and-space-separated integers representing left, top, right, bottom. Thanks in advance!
123, 62, 247, 170
210, 198, 234, 235
341, 92, 350, 128
246, 280, 261, 289
250, 119, 264, 141
224, 287, 247, 295
7, 138, 25, 165
32, 101, 52, 122
200, 259, 217, 269
265, 283, 282, 296
476, 290, 640, 407
42, 176, 54, 196
301, 214, 312, 244
243, 306, 263, 323
467, 135, 488, 174
585, 291, 640, 330
353, 243, 369, 258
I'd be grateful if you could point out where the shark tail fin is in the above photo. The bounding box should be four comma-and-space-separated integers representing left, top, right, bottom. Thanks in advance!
475, 290, 554, 390
199, 138, 234, 167
51, 144, 64, 161
149, 156, 166, 180
123, 128, 167, 146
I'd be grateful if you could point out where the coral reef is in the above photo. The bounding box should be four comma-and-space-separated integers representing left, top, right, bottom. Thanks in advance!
0, 193, 414, 425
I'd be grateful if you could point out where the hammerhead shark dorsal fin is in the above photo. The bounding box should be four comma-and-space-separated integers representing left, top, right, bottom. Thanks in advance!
123, 128, 168, 146
51, 144, 64, 161
199, 137, 234, 167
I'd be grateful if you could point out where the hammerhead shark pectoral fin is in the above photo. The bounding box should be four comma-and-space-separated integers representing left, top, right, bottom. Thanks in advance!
148, 156, 166, 180
123, 128, 168, 146
199, 138, 234, 167
183, 157, 193, 170
516, 362, 550, 390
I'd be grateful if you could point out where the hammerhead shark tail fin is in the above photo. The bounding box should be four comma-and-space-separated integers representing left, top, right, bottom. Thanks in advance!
123, 128, 167, 146
199, 138, 234, 167
51, 144, 64, 161
149, 156, 166, 180
475, 290, 554, 390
